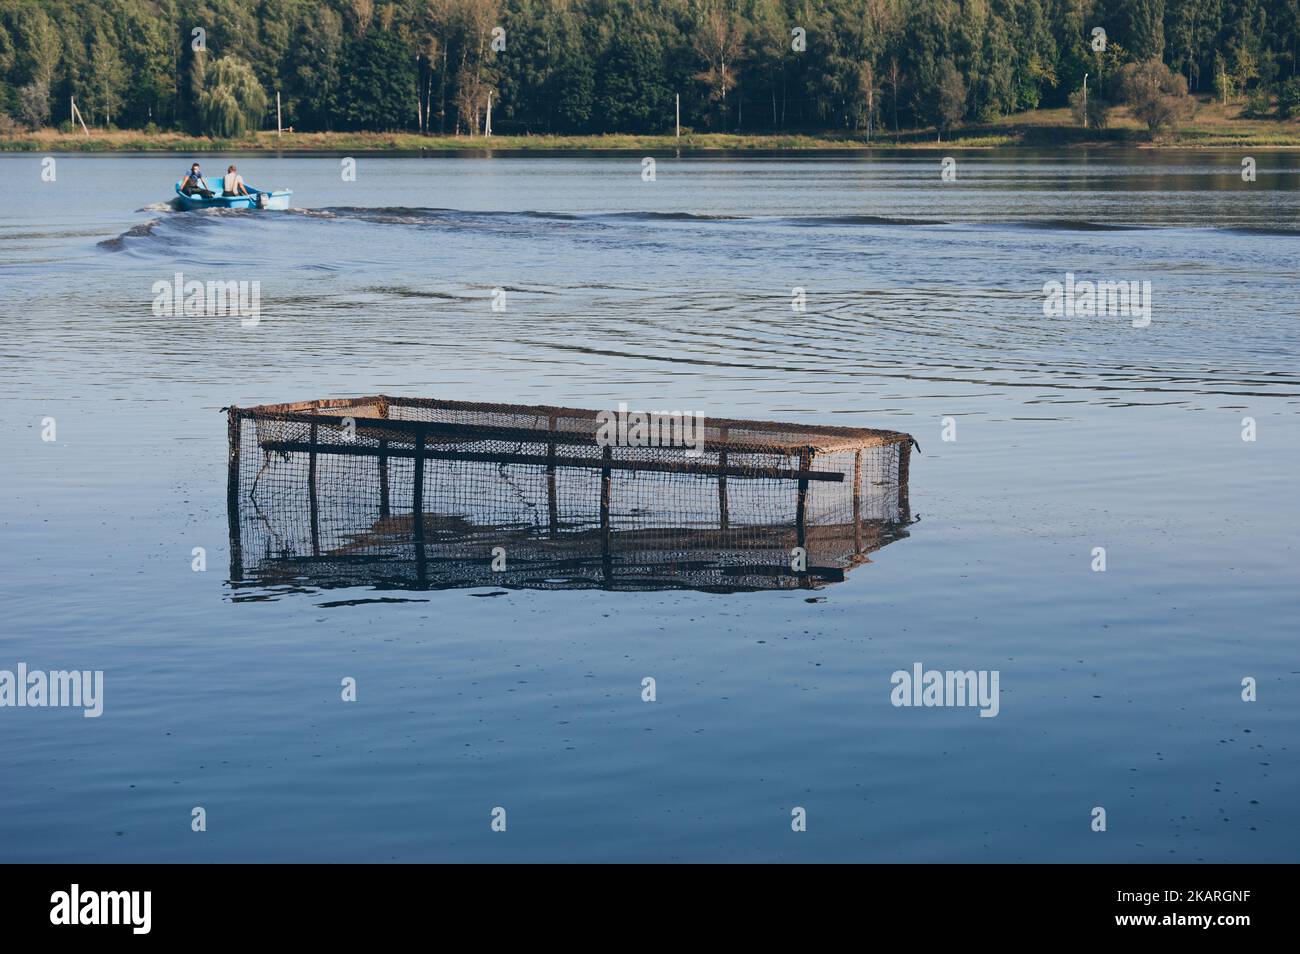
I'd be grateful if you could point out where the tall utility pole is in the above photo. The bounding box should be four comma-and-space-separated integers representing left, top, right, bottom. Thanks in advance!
485, 92, 492, 137
1082, 73, 1088, 129
70, 96, 89, 135
675, 94, 680, 138
276, 90, 282, 136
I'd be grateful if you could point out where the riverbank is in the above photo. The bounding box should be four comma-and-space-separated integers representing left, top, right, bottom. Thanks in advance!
4, 103, 1299, 152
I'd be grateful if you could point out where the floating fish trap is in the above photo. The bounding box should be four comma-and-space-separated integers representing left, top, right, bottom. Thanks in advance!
226, 396, 915, 592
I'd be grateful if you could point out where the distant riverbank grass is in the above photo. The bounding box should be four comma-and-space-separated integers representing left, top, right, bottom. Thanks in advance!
4, 105, 1300, 152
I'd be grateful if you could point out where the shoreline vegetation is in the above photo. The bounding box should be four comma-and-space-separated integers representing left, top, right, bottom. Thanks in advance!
7, 1, 1300, 154
6, 103, 1300, 152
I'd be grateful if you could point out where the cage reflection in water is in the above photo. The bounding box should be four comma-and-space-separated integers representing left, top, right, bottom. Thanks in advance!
227, 396, 916, 593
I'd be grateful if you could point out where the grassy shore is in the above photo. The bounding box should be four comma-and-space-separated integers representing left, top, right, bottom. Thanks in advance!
4, 103, 1299, 152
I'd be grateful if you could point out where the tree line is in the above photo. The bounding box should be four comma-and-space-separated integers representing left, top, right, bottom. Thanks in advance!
2, 0, 1299, 137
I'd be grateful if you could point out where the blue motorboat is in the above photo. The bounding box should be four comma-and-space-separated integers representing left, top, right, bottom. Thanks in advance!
174, 182, 293, 211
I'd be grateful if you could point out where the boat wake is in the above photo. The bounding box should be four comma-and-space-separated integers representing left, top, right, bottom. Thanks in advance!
100, 206, 274, 251
97, 204, 1300, 253
98, 218, 165, 249
292, 206, 1299, 234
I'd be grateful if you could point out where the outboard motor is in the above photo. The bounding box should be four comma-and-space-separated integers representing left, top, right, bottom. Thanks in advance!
256, 192, 269, 209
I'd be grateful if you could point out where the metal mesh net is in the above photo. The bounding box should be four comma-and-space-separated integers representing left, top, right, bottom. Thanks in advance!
227, 396, 914, 593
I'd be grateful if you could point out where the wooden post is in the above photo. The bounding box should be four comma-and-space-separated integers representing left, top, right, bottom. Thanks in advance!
308, 422, 320, 556
898, 440, 912, 522
276, 90, 282, 137
600, 445, 613, 584
852, 449, 862, 554
412, 428, 425, 544
795, 447, 811, 551
717, 425, 729, 529
547, 415, 559, 534
378, 440, 390, 517
378, 399, 390, 518
226, 409, 242, 581
414, 538, 427, 583
676, 93, 680, 138
599, 445, 612, 548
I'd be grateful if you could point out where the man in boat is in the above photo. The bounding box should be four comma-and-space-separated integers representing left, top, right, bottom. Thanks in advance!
178, 163, 213, 198
222, 164, 252, 198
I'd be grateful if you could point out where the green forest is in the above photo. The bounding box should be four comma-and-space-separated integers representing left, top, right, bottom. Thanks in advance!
1, 0, 1298, 138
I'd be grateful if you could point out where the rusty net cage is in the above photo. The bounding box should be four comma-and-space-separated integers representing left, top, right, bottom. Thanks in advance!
227, 396, 914, 593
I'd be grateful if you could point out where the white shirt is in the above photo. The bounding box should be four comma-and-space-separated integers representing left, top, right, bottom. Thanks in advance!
223, 172, 244, 193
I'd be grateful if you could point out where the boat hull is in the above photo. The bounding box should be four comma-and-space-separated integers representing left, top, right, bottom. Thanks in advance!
174, 184, 292, 211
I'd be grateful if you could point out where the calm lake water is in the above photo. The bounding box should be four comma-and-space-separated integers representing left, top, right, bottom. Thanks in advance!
1, 150, 1297, 862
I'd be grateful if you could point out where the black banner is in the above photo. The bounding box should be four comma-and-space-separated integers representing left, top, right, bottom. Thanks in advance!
2, 864, 1280, 939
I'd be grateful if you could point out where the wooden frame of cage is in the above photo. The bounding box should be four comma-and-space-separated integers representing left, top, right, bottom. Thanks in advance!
227, 395, 914, 573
